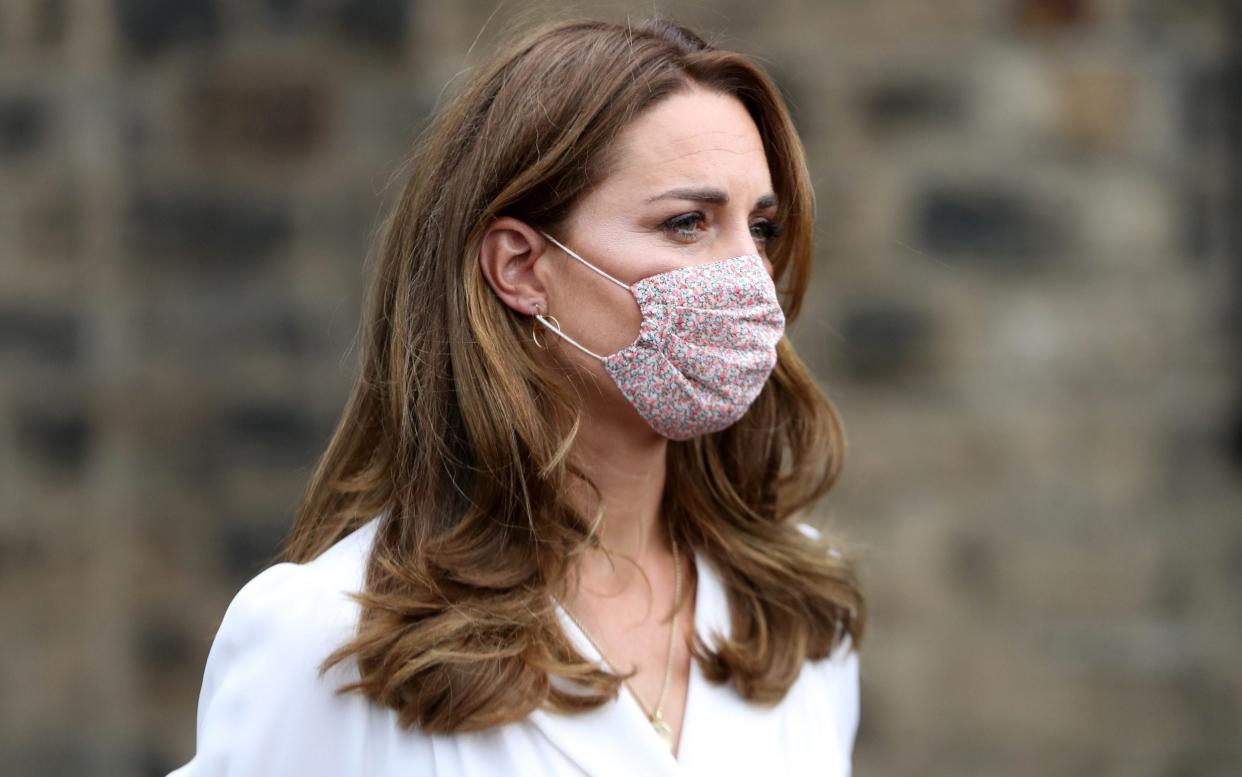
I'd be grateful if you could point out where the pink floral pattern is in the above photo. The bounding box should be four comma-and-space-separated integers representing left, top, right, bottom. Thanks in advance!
601, 254, 786, 440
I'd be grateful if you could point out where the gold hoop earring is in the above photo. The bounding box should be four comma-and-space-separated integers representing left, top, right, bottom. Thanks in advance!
532, 313, 561, 350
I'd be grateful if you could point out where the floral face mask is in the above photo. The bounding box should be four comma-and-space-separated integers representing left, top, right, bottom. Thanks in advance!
534, 230, 785, 440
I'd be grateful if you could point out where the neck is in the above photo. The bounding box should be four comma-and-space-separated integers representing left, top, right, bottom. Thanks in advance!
562, 410, 671, 601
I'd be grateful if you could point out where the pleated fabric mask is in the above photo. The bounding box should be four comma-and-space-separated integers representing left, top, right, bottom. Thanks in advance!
534, 230, 786, 440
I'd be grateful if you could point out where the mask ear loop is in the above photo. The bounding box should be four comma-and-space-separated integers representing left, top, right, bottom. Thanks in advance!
539, 230, 632, 291
531, 303, 553, 350
532, 301, 607, 361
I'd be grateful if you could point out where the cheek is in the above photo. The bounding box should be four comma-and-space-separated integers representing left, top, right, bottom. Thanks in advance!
544, 271, 642, 366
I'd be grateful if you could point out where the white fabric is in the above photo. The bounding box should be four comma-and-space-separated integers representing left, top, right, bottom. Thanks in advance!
168, 517, 860, 776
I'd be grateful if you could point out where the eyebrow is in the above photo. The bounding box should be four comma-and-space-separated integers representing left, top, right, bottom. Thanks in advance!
645, 186, 779, 210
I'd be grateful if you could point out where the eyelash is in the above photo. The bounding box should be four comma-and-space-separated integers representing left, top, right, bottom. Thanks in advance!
661, 212, 784, 244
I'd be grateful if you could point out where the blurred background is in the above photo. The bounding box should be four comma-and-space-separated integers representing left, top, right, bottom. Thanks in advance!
1, 0, 1238, 775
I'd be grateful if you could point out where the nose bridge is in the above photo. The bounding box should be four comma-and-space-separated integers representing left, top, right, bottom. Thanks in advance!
730, 220, 776, 276
715, 225, 774, 277
722, 220, 764, 260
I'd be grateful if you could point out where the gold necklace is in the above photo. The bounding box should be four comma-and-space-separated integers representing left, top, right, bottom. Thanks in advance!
555, 536, 683, 751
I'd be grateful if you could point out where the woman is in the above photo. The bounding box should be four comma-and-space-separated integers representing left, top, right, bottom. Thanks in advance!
170, 16, 866, 777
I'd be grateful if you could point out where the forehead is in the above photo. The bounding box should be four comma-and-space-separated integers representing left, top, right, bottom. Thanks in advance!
605, 88, 771, 193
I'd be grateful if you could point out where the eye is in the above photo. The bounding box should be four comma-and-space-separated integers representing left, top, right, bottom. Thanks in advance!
750, 218, 784, 245
661, 212, 706, 241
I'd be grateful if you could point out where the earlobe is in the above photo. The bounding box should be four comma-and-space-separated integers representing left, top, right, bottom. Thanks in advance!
478, 217, 549, 317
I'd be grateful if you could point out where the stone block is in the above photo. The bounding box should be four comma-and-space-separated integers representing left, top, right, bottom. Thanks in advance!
836, 297, 935, 383
0, 305, 79, 365
0, 94, 48, 157
17, 182, 81, 263
333, 0, 409, 56
861, 78, 965, 137
15, 399, 90, 476
133, 611, 192, 673
1014, 0, 1092, 32
913, 182, 1066, 271
115, 0, 220, 61
216, 518, 288, 584
125, 188, 292, 277
184, 71, 329, 160
215, 399, 327, 469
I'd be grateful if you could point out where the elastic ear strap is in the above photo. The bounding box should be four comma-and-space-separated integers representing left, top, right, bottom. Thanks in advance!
539, 230, 632, 291
534, 314, 607, 361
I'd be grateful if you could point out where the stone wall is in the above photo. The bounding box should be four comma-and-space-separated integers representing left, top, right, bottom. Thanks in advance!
0, 1, 1237, 774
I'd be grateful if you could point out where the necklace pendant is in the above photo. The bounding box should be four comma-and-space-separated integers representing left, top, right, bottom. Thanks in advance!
650, 711, 674, 750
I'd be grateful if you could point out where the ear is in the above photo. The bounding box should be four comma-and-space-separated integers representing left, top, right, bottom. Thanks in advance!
478, 216, 550, 317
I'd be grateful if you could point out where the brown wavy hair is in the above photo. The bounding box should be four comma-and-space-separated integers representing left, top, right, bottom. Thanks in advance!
281, 15, 866, 733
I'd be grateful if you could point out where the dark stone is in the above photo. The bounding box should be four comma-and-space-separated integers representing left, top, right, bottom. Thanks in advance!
913, 182, 1065, 270
1181, 60, 1242, 148
861, 79, 964, 134
16, 402, 91, 474
266, 310, 310, 356
0, 530, 47, 575
138, 747, 180, 777
334, 0, 408, 55
217, 400, 326, 468
1151, 558, 1193, 617
1225, 539, 1242, 593
217, 520, 288, 582
1180, 182, 1213, 263
0, 305, 79, 364
1157, 749, 1241, 777
24, 188, 83, 262
0, 94, 48, 157
184, 75, 328, 158
33, 0, 68, 46
114, 0, 220, 61
1014, 0, 1092, 31
262, 0, 305, 28
1159, 414, 1222, 503
836, 299, 934, 382
134, 612, 192, 670
135, 301, 318, 362
125, 188, 292, 277
946, 530, 997, 594
1227, 396, 1242, 471
1175, 665, 1240, 747
1, 739, 93, 777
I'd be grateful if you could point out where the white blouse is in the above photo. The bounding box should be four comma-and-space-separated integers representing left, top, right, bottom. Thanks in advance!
168, 516, 860, 776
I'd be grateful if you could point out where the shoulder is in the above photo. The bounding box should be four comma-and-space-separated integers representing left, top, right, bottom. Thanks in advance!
169, 516, 422, 776
807, 632, 861, 768
794, 520, 861, 757
217, 516, 380, 655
